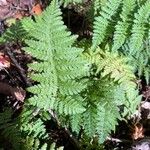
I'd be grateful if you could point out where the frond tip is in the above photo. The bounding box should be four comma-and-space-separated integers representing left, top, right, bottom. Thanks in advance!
92, 0, 122, 50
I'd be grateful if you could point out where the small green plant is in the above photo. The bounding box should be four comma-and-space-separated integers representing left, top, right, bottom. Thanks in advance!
0, 0, 149, 149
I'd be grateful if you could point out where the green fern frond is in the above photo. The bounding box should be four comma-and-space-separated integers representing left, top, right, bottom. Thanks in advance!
83, 105, 98, 137
22, 0, 87, 115
78, 78, 125, 143
97, 103, 120, 143
92, 0, 150, 83
85, 48, 141, 115
0, 21, 27, 44
112, 0, 136, 51
95, 49, 135, 84
24, 137, 64, 150
0, 109, 24, 149
0, 108, 55, 149
70, 114, 82, 133
129, 0, 150, 54
56, 96, 85, 115
92, 0, 122, 50
93, 0, 101, 15
19, 108, 48, 139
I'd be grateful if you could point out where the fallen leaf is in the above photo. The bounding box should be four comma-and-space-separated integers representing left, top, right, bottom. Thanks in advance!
132, 123, 144, 140
0, 52, 10, 70
31, 4, 42, 15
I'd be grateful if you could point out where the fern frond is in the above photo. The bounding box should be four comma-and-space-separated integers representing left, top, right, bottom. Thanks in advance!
0, 108, 62, 149
0, 21, 27, 44
19, 107, 48, 139
83, 105, 98, 137
85, 48, 141, 115
93, 0, 101, 15
97, 103, 120, 143
56, 96, 85, 115
112, 0, 136, 51
22, 0, 87, 115
0, 109, 22, 149
92, 0, 122, 50
24, 137, 64, 150
129, 0, 150, 54
70, 114, 82, 133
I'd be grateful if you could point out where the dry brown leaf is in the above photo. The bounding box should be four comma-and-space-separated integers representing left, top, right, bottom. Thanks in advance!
132, 123, 144, 140
31, 3, 42, 15
0, 52, 10, 70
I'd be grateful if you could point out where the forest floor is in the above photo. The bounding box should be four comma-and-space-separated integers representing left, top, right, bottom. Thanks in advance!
0, 0, 149, 150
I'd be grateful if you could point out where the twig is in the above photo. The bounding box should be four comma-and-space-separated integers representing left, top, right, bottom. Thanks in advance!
107, 137, 132, 143
5, 43, 32, 87
48, 109, 80, 150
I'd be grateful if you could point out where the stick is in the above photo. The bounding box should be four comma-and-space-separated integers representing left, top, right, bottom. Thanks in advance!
48, 109, 80, 150
5, 43, 32, 87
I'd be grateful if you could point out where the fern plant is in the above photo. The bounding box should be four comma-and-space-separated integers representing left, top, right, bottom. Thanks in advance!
0, 108, 64, 150
0, 0, 146, 149
22, 0, 87, 115
92, 0, 150, 84
21, 0, 141, 144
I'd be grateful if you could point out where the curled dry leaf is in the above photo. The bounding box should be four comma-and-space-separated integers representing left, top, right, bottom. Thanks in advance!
0, 52, 10, 70
132, 123, 144, 140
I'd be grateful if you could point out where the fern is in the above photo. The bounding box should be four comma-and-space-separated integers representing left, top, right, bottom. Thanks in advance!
24, 137, 64, 150
0, 109, 22, 149
92, 0, 150, 84
0, 0, 146, 148
112, 0, 136, 51
22, 0, 141, 143
0, 108, 63, 150
93, 0, 101, 15
78, 48, 141, 142
92, 0, 122, 50
93, 0, 108, 15
22, 0, 87, 115
0, 21, 27, 44
129, 0, 150, 55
